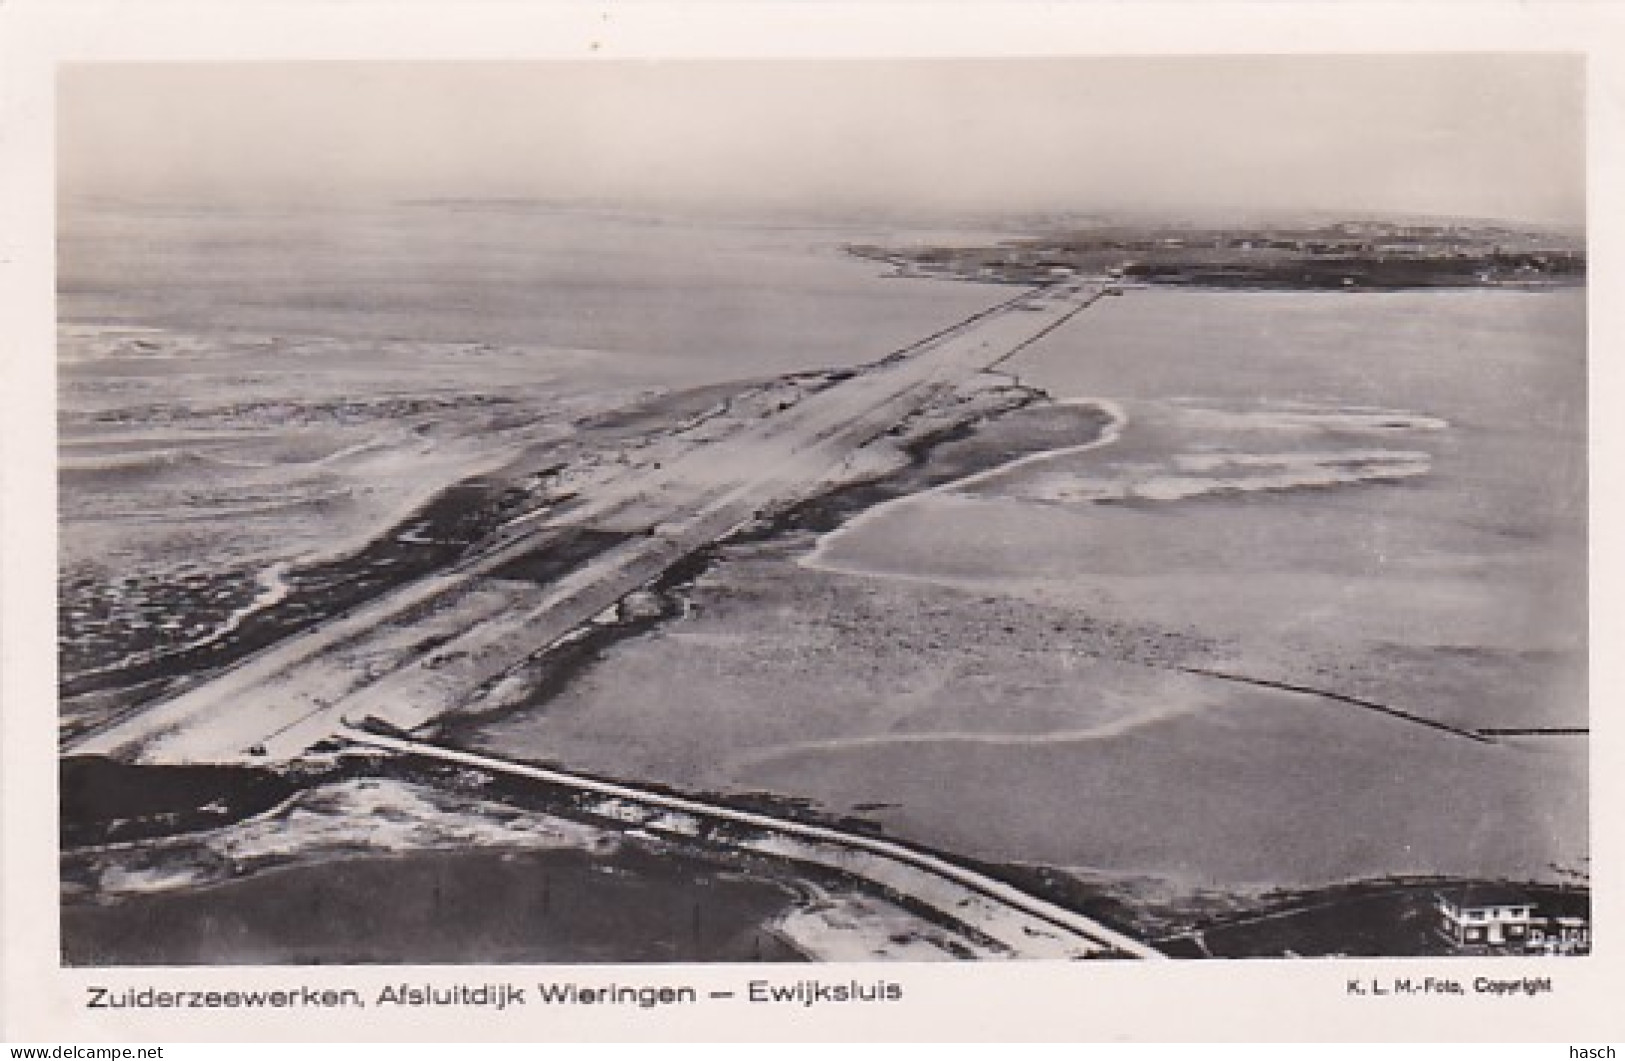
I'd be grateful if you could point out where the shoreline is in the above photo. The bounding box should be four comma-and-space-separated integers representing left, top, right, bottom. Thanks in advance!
798, 396, 1126, 573
60, 752, 1589, 963
56, 280, 1588, 962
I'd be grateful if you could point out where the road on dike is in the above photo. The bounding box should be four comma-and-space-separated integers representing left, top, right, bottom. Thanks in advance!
69, 280, 1109, 765
345, 725, 1165, 959
66, 278, 1164, 960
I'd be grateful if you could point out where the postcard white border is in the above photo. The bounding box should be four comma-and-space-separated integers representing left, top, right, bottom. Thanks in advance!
3, 1, 1622, 1043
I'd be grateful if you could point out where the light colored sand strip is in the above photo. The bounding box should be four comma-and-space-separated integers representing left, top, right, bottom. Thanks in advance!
68, 282, 1114, 763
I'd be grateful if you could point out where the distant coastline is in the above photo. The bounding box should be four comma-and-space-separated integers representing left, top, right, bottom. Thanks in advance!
849, 217, 1584, 291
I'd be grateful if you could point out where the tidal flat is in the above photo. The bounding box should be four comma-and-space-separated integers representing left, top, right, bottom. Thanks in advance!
59, 202, 1588, 957
460, 287, 1588, 901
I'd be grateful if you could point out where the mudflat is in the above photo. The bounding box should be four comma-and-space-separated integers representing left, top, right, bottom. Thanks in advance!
461, 287, 1587, 903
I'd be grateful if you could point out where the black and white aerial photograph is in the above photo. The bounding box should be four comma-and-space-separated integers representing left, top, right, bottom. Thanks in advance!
54, 56, 1589, 966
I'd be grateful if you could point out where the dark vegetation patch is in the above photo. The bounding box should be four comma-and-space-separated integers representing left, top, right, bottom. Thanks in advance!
941, 862, 1592, 959
437, 390, 1115, 741
438, 543, 716, 732
575, 381, 758, 437
56, 376, 834, 726
60, 374, 1060, 745
1119, 254, 1583, 291
64, 740, 1587, 962
59, 477, 541, 718
61, 747, 994, 964
58, 568, 262, 681
849, 221, 1585, 291
1175, 879, 1591, 959
60, 757, 308, 849
62, 845, 808, 966
740, 395, 1110, 539
80, 394, 518, 430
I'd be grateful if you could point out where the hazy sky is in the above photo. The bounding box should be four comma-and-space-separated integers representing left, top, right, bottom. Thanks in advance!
59, 56, 1584, 224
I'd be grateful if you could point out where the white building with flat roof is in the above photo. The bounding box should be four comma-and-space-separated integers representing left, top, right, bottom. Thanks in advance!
1435, 887, 1535, 947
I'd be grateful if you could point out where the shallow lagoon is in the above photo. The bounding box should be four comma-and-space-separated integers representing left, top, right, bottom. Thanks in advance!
59, 203, 1590, 906
469, 286, 1588, 895
815, 288, 1587, 732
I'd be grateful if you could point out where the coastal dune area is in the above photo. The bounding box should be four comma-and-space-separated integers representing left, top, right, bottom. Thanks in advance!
58, 202, 1588, 962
